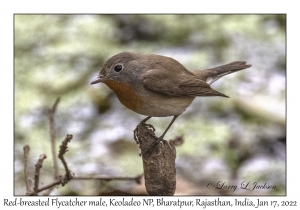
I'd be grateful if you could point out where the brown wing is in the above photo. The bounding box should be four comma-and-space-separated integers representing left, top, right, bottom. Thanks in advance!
142, 69, 228, 97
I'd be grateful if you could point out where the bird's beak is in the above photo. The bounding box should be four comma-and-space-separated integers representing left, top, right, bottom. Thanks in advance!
91, 75, 105, 85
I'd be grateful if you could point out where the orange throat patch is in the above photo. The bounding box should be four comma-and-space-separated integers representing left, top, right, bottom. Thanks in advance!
104, 80, 143, 113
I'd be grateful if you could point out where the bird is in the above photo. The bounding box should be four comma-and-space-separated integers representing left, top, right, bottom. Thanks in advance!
91, 52, 251, 141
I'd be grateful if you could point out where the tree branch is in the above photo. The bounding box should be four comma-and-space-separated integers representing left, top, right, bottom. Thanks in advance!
134, 122, 177, 196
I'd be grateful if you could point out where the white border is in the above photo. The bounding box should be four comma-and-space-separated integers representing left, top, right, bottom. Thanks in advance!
2, 1, 298, 209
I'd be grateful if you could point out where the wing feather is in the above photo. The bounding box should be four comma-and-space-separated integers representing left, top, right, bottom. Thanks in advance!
142, 69, 228, 97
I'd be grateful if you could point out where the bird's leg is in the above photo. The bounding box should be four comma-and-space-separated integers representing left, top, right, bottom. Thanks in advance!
142, 115, 179, 141
142, 115, 179, 156
141, 116, 152, 124
158, 115, 179, 141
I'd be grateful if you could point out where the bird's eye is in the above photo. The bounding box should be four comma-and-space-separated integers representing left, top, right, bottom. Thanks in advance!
114, 64, 123, 72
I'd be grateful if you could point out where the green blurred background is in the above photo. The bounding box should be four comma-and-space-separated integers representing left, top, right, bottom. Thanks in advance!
14, 14, 286, 195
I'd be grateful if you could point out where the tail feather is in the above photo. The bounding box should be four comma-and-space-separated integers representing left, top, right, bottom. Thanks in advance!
193, 61, 251, 85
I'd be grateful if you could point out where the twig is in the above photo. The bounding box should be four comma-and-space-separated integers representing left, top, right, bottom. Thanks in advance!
26, 133, 143, 195
23, 145, 31, 194
58, 134, 74, 185
26, 134, 72, 195
36, 180, 61, 193
30, 154, 47, 195
49, 97, 60, 179
27, 134, 143, 195
30, 175, 143, 195
74, 174, 143, 184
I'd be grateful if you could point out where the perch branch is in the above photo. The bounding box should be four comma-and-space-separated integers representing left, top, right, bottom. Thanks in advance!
134, 121, 177, 195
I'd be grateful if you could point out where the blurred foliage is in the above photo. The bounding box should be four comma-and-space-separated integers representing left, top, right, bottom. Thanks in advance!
14, 14, 285, 195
